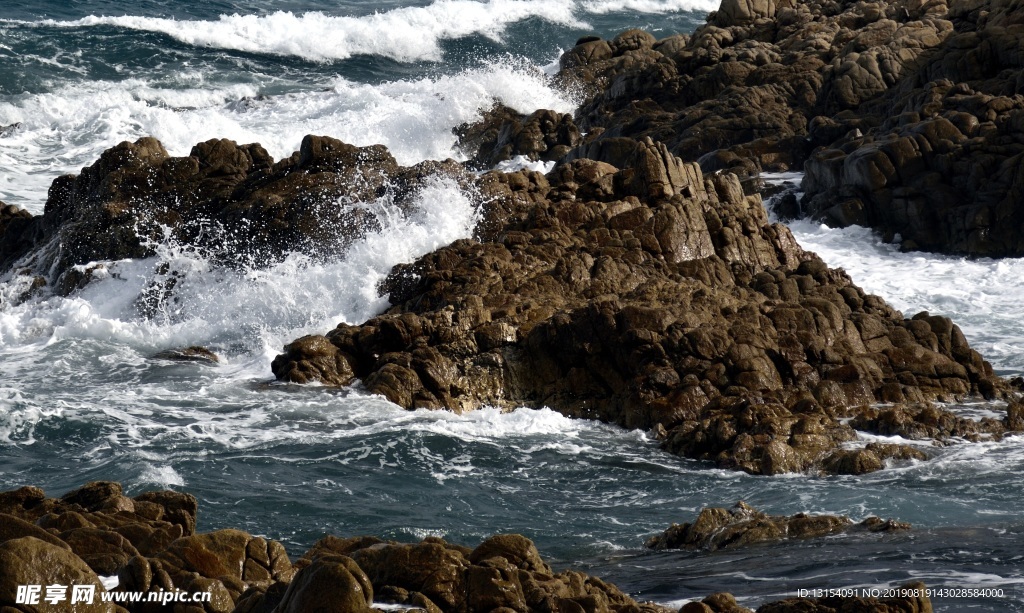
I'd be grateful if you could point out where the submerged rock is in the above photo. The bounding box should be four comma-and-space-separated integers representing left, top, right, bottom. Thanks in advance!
646, 501, 910, 552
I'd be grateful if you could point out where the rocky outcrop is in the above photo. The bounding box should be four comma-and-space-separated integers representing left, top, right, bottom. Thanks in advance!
800, 1, 1024, 256
0, 135, 472, 299
0, 482, 197, 579
756, 582, 934, 613
0, 483, 671, 613
455, 105, 583, 169
0, 482, 941, 613
272, 136, 1005, 475
553, 0, 1024, 256
645, 501, 910, 551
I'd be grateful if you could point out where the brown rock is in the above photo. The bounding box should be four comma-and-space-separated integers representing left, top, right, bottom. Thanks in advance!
273, 555, 373, 612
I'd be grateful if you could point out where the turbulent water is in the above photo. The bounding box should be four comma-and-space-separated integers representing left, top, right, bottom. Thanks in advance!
1, 1, 1023, 611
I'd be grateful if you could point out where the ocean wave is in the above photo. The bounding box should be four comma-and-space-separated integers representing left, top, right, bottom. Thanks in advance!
30, 0, 587, 63
0, 59, 574, 212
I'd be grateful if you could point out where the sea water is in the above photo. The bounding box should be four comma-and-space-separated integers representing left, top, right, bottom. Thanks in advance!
0, 2, 1022, 610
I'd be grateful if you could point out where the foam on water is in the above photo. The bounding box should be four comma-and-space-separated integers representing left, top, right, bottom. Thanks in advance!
32, 0, 587, 63
0, 60, 575, 212
787, 218, 1024, 375
581, 0, 719, 14
0, 174, 479, 365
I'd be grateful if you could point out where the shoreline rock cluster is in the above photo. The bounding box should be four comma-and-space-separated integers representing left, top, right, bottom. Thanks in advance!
549, 0, 1024, 257
645, 501, 910, 552
0, 0, 1020, 561
0, 482, 933, 613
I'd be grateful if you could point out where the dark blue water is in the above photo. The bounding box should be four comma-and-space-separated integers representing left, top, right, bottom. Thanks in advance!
1, 0, 1023, 610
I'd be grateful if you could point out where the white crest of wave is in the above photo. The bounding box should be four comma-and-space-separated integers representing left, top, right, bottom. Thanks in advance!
0, 61, 575, 213
581, 0, 720, 14
41, 0, 587, 63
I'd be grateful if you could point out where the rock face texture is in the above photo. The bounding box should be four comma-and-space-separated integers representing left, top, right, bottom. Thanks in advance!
548, 0, 1024, 256
645, 501, 910, 551
272, 136, 1005, 475
0, 482, 938, 613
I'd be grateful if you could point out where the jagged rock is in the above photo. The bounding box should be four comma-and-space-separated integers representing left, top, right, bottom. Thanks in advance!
1007, 400, 1024, 431
547, 0, 1024, 256
456, 105, 582, 168
645, 502, 909, 551
819, 442, 929, 475
851, 400, 1008, 441
0, 202, 36, 271
273, 139, 1004, 474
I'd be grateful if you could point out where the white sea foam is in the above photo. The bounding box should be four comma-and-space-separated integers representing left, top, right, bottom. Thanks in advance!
0, 61, 574, 213
581, 0, 719, 14
34, 0, 587, 63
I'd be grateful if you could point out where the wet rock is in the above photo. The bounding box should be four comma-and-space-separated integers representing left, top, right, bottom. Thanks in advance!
645, 502, 909, 552
850, 403, 1006, 441
0, 202, 37, 271
682, 592, 752, 613
456, 105, 582, 169
272, 555, 373, 613
0, 537, 118, 612
0, 513, 71, 550
820, 442, 929, 475
1007, 400, 1024, 431
152, 346, 221, 364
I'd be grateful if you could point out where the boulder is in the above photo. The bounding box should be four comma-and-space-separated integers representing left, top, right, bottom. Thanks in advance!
0, 537, 118, 613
